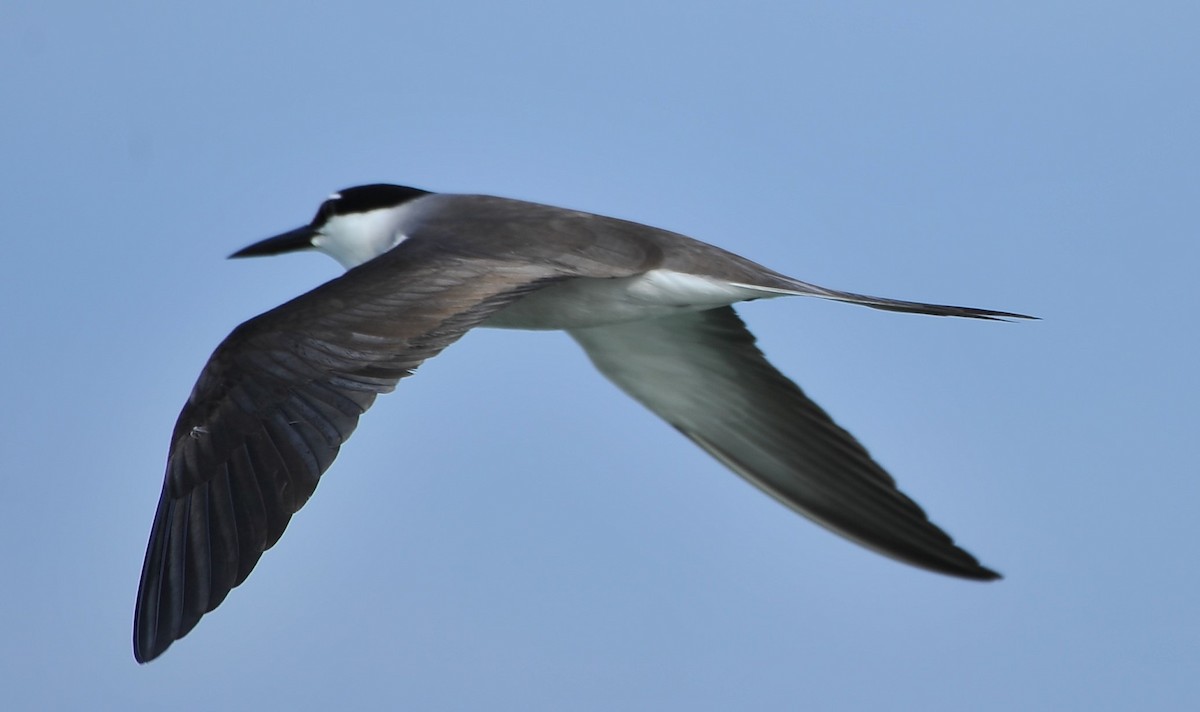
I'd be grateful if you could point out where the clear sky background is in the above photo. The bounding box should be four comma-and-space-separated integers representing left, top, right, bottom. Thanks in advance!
2, 2, 1197, 710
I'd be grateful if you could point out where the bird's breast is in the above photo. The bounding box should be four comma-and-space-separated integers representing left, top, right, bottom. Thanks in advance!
483, 269, 778, 330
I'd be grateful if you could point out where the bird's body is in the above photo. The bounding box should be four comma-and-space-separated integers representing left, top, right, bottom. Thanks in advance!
134, 185, 1029, 662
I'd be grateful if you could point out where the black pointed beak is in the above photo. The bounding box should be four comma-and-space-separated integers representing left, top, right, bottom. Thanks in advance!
229, 225, 317, 259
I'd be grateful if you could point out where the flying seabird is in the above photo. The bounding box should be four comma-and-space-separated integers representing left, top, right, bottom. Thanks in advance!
134, 184, 1030, 662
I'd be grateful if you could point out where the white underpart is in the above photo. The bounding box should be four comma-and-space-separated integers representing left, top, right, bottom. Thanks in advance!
312, 205, 415, 269
485, 269, 786, 330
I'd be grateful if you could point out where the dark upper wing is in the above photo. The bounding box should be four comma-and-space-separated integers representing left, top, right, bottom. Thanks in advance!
134, 228, 657, 663
569, 307, 999, 580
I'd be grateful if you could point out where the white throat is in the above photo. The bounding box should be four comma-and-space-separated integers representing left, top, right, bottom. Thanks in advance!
312, 206, 412, 269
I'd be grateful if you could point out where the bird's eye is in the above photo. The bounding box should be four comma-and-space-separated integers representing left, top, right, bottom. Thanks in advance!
312, 197, 339, 225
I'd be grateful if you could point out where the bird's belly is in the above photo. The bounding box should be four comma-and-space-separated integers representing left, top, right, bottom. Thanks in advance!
484, 269, 777, 330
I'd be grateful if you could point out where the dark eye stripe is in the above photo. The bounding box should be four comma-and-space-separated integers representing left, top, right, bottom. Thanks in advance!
311, 199, 338, 227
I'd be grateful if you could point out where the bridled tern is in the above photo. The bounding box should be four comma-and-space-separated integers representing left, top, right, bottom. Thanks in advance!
134, 184, 1031, 662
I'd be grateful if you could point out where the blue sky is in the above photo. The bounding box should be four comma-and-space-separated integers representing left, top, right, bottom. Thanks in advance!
2, 1, 1197, 709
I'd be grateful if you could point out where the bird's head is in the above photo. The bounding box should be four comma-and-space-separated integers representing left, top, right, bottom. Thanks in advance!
231, 184, 429, 269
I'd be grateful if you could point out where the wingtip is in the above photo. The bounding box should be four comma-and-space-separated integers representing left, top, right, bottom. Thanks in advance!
133, 604, 174, 664
940, 558, 1002, 581
974, 566, 1004, 581
954, 306, 1037, 322
993, 311, 1038, 323
132, 626, 167, 664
